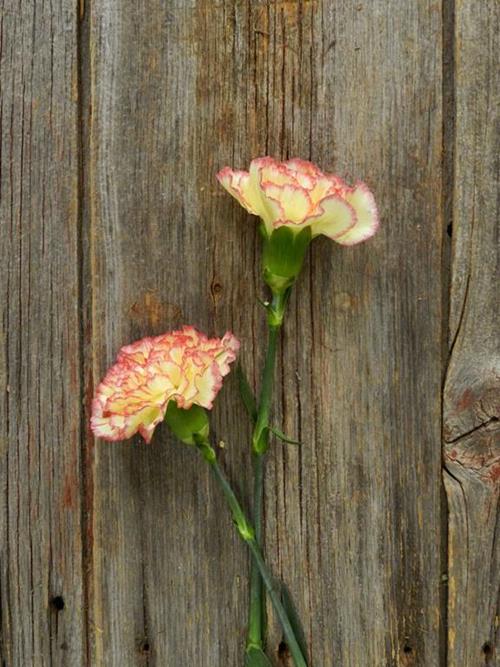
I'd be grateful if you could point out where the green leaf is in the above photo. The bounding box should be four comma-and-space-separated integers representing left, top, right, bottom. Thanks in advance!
269, 425, 301, 446
279, 582, 309, 661
245, 646, 274, 667
237, 364, 258, 422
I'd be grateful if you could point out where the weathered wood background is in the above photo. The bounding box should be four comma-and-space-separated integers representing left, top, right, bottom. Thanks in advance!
1, 1, 498, 665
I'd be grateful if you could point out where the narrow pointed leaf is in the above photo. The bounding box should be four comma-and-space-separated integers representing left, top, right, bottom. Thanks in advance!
269, 425, 301, 445
279, 582, 309, 660
237, 363, 258, 421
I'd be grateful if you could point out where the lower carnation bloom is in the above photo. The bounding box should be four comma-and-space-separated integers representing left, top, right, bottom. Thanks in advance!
91, 326, 239, 443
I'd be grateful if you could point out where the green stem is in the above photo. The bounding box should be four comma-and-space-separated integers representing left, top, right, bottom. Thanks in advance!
198, 443, 307, 667
247, 289, 289, 652
252, 324, 279, 455
247, 452, 265, 650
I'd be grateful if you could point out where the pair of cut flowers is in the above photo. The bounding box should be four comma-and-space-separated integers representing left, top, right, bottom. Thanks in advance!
89, 157, 378, 667
91, 157, 378, 443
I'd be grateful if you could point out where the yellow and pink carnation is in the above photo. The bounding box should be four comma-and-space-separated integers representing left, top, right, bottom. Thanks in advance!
91, 326, 239, 443
217, 156, 379, 245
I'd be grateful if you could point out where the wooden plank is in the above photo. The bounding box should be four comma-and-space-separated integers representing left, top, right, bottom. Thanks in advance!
262, 2, 445, 665
88, 1, 445, 665
0, 1, 86, 665
443, 1, 500, 664
87, 3, 251, 665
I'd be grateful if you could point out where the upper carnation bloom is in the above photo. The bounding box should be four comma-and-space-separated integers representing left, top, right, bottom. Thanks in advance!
217, 157, 379, 245
91, 326, 239, 443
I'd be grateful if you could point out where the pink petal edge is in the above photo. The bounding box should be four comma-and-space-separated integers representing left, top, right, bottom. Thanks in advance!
335, 182, 380, 245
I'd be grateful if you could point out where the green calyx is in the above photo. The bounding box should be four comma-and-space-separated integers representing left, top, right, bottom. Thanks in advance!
165, 401, 210, 447
261, 225, 312, 295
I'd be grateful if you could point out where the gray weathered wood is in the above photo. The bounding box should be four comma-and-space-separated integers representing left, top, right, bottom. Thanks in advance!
0, 1, 86, 665
87, 2, 251, 665
88, 1, 445, 665
443, 1, 500, 664
262, 2, 445, 665
1, 0, 498, 665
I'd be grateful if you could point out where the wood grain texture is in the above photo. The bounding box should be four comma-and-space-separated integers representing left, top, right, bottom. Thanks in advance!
443, 1, 500, 665
262, 2, 445, 665
0, 1, 85, 665
88, 1, 445, 665
1, 0, 498, 665
87, 3, 251, 665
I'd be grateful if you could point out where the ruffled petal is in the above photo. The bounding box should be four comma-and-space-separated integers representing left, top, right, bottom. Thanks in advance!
335, 183, 379, 246
309, 194, 357, 240
194, 363, 223, 409
284, 158, 321, 179
216, 167, 260, 215
248, 157, 285, 233
218, 331, 241, 372
261, 183, 313, 225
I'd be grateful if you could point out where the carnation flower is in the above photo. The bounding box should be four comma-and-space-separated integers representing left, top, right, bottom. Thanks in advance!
217, 156, 379, 246
91, 326, 239, 443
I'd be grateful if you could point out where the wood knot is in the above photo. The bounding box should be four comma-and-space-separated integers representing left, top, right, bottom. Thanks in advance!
211, 278, 223, 302
444, 424, 500, 485
129, 290, 182, 330
333, 291, 357, 311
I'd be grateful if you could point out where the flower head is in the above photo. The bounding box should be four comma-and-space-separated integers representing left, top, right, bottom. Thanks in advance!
217, 156, 379, 246
91, 326, 239, 443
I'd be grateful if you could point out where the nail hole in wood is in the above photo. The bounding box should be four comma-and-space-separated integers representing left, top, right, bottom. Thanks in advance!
482, 642, 492, 655
447, 223, 452, 237
139, 639, 151, 654
278, 641, 289, 658
50, 595, 65, 611
403, 644, 412, 654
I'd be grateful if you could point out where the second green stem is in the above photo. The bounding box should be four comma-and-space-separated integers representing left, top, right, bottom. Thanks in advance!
247, 291, 286, 652
197, 442, 307, 667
